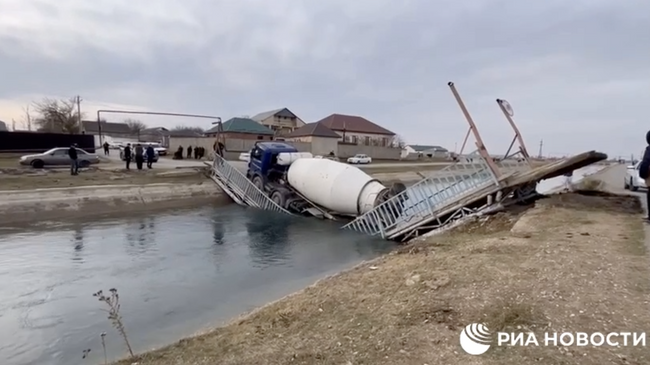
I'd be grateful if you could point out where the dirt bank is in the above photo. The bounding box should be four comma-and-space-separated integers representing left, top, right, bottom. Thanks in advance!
112, 189, 650, 365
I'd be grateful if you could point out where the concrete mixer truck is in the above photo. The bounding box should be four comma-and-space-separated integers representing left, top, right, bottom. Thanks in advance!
245, 141, 408, 220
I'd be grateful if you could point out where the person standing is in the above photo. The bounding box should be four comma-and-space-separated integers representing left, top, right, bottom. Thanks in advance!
563, 170, 573, 192
187, 146, 193, 159
102, 141, 110, 155
68, 143, 79, 175
123, 143, 132, 170
134, 143, 144, 170
638, 131, 650, 221
146, 144, 155, 169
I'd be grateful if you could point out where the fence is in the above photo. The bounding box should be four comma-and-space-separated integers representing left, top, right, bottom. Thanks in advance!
167, 137, 402, 160
0, 131, 96, 153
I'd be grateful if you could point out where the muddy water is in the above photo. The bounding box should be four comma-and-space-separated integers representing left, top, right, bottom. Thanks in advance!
0, 205, 394, 365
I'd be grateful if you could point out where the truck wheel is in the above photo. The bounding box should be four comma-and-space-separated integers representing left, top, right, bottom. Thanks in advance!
252, 175, 264, 190
270, 190, 287, 208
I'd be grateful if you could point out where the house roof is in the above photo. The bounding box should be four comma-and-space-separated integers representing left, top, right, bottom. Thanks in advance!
82, 121, 132, 134
251, 108, 297, 122
408, 144, 447, 152
284, 122, 340, 139
315, 114, 395, 136
206, 117, 274, 135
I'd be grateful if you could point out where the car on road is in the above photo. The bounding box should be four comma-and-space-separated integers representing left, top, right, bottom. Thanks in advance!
347, 154, 372, 164
19, 147, 101, 168
624, 161, 646, 191
119, 147, 159, 162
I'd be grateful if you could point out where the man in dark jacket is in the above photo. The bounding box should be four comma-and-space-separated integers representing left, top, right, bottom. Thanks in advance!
102, 142, 110, 155
638, 131, 650, 220
123, 143, 132, 170
187, 146, 193, 159
68, 144, 79, 175
145, 144, 155, 169
134, 143, 144, 170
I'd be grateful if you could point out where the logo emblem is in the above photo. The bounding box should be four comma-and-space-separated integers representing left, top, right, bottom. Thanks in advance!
459, 323, 492, 355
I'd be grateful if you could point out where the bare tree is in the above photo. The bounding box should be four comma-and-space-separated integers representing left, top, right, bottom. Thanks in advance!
124, 118, 147, 139
32, 98, 83, 134
390, 135, 406, 149
22, 105, 32, 131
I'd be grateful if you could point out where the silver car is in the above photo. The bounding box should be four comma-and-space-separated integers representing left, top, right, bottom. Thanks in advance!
19, 147, 101, 168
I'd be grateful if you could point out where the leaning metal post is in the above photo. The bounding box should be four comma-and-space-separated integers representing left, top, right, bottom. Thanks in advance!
496, 99, 532, 165
447, 82, 502, 181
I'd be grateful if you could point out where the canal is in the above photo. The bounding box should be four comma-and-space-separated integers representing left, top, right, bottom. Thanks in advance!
0, 205, 394, 365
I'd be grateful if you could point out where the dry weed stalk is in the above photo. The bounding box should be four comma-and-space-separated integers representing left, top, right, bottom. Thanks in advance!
100, 332, 108, 364
93, 288, 134, 358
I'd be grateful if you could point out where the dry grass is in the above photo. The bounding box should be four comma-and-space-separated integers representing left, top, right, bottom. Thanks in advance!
114, 192, 650, 365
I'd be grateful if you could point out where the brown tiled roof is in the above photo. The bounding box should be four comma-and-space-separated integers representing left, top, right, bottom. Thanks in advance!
315, 114, 395, 136
284, 122, 340, 138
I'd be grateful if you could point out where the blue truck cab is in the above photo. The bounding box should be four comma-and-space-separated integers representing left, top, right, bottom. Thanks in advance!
247, 141, 298, 191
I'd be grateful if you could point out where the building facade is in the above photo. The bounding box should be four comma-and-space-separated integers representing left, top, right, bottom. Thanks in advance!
251, 108, 306, 136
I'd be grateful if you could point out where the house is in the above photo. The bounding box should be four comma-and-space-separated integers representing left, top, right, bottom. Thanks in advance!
284, 122, 341, 156
251, 108, 306, 135
401, 144, 449, 158
204, 117, 274, 140
81, 120, 135, 146
314, 114, 395, 147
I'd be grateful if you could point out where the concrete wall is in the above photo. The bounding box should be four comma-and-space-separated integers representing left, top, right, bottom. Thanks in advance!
337, 143, 401, 159
310, 137, 339, 156
169, 137, 401, 160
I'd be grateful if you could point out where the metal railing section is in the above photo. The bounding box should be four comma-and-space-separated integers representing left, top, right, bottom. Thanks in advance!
210, 154, 291, 214
342, 158, 496, 238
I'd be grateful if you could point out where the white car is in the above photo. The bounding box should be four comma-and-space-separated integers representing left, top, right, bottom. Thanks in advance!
347, 154, 372, 164
624, 161, 646, 191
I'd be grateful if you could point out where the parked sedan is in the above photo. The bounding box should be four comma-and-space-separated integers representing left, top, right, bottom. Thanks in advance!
19, 147, 100, 168
624, 161, 646, 191
347, 154, 372, 164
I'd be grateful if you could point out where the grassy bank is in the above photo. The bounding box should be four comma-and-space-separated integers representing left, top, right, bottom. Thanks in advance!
113, 190, 649, 365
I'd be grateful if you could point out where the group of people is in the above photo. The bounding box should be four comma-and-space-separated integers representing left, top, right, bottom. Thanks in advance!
122, 143, 156, 170
173, 145, 207, 160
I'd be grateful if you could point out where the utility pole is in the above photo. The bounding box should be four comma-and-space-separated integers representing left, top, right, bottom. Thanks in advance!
75, 95, 83, 133
538, 139, 543, 158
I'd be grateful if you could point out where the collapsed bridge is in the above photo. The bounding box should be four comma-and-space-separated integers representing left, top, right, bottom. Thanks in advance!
207, 82, 607, 241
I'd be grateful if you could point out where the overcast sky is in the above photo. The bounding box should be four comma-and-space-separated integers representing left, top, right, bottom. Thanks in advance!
0, 0, 648, 158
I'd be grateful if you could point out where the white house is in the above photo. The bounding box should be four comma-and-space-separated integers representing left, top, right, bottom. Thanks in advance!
401, 144, 449, 158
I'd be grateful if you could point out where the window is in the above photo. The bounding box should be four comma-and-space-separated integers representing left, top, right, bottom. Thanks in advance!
52, 149, 67, 156
364, 136, 370, 146
351, 136, 358, 144
257, 135, 264, 140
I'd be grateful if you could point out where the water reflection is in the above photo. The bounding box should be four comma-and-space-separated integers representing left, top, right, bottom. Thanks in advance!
71, 226, 84, 264
245, 210, 291, 268
124, 216, 157, 255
